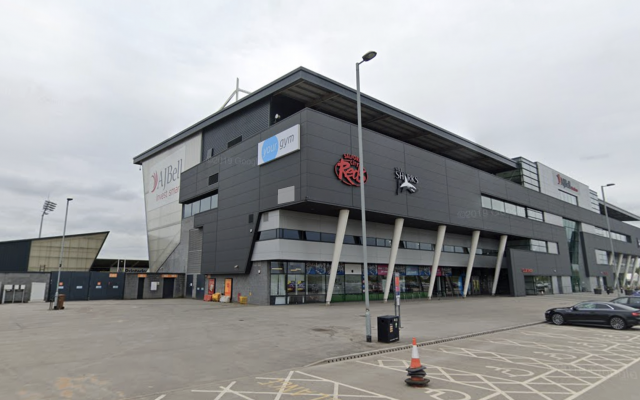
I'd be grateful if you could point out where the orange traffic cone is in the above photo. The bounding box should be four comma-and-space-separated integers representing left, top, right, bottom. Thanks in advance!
405, 338, 429, 387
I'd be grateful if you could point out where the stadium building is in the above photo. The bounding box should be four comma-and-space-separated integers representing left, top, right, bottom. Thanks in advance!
133, 67, 640, 305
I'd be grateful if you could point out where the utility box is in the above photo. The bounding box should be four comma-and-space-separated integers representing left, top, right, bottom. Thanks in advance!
377, 315, 400, 343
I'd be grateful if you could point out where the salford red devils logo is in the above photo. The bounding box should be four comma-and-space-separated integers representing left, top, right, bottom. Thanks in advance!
335, 154, 367, 186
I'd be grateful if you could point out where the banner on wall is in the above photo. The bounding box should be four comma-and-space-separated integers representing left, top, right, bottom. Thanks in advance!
145, 146, 186, 211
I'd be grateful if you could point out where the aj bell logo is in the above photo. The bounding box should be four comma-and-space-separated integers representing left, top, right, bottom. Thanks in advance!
556, 174, 578, 192
150, 159, 183, 193
395, 168, 418, 194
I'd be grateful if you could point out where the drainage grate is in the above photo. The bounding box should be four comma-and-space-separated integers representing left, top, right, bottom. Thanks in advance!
306, 321, 545, 367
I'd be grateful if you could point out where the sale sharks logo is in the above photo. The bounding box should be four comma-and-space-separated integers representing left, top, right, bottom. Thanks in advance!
394, 168, 418, 194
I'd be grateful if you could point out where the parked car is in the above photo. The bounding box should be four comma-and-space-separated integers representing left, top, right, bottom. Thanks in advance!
545, 301, 640, 330
610, 296, 640, 308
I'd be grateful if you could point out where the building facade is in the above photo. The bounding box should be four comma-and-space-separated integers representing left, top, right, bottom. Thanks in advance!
134, 67, 640, 305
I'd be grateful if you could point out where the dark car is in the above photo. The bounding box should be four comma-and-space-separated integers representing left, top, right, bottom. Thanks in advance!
545, 301, 640, 330
611, 296, 640, 308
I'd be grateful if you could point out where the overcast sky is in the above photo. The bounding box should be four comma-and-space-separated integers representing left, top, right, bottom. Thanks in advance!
1, 1, 638, 260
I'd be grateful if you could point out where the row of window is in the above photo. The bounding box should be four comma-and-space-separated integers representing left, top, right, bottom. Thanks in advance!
183, 193, 219, 218
595, 249, 610, 265
558, 190, 578, 206
508, 239, 559, 254
594, 227, 631, 243
258, 229, 501, 256
481, 195, 545, 222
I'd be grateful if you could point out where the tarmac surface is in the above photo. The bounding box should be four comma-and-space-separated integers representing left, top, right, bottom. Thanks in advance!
0, 291, 634, 399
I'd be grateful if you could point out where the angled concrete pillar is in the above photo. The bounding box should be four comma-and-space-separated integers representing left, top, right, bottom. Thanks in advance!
462, 230, 481, 298
326, 209, 350, 305
383, 218, 405, 302
428, 225, 447, 299
623, 255, 634, 288
631, 257, 640, 289
491, 235, 509, 296
614, 253, 624, 290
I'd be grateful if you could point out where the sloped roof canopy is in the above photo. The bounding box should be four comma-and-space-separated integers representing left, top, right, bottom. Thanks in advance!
134, 67, 516, 173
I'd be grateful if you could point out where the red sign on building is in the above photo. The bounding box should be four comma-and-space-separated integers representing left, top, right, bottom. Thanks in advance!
522, 268, 533, 273
335, 154, 367, 186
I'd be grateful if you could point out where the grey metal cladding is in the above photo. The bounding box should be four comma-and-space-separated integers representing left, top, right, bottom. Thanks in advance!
0, 240, 31, 272
179, 168, 198, 203
201, 98, 270, 161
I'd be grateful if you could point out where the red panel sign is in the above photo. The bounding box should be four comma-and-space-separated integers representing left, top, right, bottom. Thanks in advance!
335, 154, 367, 186
522, 268, 533, 273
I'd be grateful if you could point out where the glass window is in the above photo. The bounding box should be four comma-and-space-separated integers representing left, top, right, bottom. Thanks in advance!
595, 249, 609, 265
305, 231, 321, 241
259, 229, 277, 241
505, 202, 517, 215
481, 196, 492, 209
269, 261, 286, 274
210, 194, 218, 209
343, 235, 358, 245
191, 200, 201, 214
183, 203, 192, 218
200, 196, 211, 212
367, 237, 376, 246
530, 240, 547, 252
443, 245, 455, 253
420, 243, 434, 251
307, 274, 326, 295
270, 274, 286, 296
321, 233, 336, 243
405, 241, 420, 250
491, 198, 505, 212
547, 242, 559, 254
376, 238, 386, 247
527, 208, 544, 221
516, 206, 526, 217
281, 229, 301, 240
287, 262, 305, 274
454, 246, 467, 254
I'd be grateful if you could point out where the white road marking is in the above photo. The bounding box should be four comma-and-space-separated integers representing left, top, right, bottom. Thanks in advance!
154, 396, 166, 400
273, 371, 294, 400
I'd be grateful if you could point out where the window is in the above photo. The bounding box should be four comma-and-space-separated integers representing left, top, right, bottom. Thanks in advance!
505, 203, 517, 215
343, 235, 360, 245
320, 233, 336, 243
376, 238, 391, 247
210, 194, 218, 209
420, 243, 435, 251
491, 198, 505, 212
281, 229, 302, 240
526, 208, 544, 222
595, 303, 614, 310
200, 196, 211, 212
530, 240, 547, 253
259, 230, 277, 241
209, 174, 218, 185
454, 246, 468, 254
404, 241, 420, 250
191, 200, 201, 214
481, 196, 492, 209
183, 203, 192, 218
595, 249, 610, 265
367, 237, 376, 246
559, 190, 578, 206
516, 206, 526, 217
305, 231, 321, 241
547, 242, 559, 254
443, 245, 455, 253
227, 136, 242, 147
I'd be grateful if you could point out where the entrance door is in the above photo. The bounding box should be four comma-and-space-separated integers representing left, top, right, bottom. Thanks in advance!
163, 278, 175, 298
31, 282, 46, 301
186, 275, 193, 298
137, 278, 145, 299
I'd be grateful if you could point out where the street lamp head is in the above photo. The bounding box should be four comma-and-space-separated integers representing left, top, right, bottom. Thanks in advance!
605, 183, 615, 187
362, 51, 377, 62
67, 198, 73, 202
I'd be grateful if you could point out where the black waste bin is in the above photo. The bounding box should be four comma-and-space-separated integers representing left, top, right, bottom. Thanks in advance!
377, 315, 399, 343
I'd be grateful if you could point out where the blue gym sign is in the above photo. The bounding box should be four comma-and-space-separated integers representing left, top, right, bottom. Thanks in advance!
257, 124, 300, 166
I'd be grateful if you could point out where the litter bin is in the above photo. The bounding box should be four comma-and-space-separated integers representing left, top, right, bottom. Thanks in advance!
55, 294, 65, 310
377, 315, 399, 343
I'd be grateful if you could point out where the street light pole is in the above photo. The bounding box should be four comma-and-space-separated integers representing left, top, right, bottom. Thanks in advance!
39, 200, 57, 238
356, 50, 377, 343
601, 184, 617, 289
52, 198, 72, 310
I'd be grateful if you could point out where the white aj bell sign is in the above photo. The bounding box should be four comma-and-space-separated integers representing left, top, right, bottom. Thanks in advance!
257, 124, 300, 166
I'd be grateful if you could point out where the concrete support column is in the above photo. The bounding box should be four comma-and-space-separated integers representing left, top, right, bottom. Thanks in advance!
428, 225, 447, 299
631, 257, 640, 289
614, 253, 624, 290
383, 218, 405, 302
491, 235, 509, 296
462, 230, 481, 298
326, 209, 350, 305
623, 255, 634, 288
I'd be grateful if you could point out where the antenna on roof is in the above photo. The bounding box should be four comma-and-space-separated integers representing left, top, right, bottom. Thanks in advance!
219, 78, 251, 111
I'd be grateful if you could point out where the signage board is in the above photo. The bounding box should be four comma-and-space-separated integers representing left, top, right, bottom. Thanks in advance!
224, 278, 233, 297
335, 154, 367, 186
257, 124, 300, 165
162, 274, 178, 278
145, 146, 185, 211
138, 274, 147, 278
109, 273, 118, 278
522, 268, 533, 273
